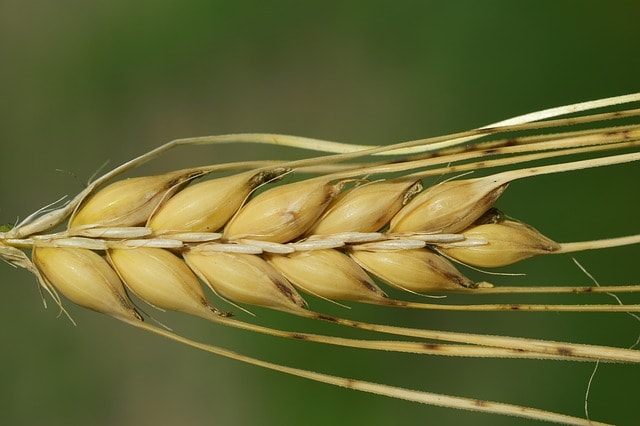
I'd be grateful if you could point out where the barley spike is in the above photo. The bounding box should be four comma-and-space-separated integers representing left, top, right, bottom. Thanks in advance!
2, 92, 640, 425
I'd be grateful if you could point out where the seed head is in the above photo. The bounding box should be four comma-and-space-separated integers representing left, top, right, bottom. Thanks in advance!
267, 249, 387, 302
350, 248, 474, 292
224, 178, 342, 243
69, 171, 198, 229
148, 169, 287, 233
390, 176, 508, 234
441, 219, 560, 267
184, 251, 307, 313
32, 247, 141, 321
108, 247, 222, 317
308, 179, 422, 235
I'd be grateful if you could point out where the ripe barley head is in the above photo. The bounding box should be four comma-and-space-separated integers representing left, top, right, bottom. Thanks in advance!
1, 93, 640, 425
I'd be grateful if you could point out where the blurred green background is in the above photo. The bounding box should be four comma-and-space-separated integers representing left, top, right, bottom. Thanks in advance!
1, 1, 638, 425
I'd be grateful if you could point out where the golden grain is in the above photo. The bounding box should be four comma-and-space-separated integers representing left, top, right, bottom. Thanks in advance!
70, 171, 198, 229
109, 247, 221, 317
389, 175, 509, 234
223, 177, 342, 242
184, 250, 307, 313
267, 248, 387, 302
350, 247, 475, 292
308, 178, 422, 234
32, 247, 141, 321
148, 169, 287, 233
440, 218, 561, 267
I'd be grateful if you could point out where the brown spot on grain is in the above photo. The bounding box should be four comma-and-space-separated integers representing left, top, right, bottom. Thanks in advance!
274, 280, 296, 300
360, 278, 385, 295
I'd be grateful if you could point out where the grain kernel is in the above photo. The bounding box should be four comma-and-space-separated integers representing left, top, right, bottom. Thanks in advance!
390, 176, 508, 234
267, 249, 387, 302
350, 248, 474, 292
308, 179, 422, 235
184, 251, 307, 312
224, 178, 341, 243
148, 169, 287, 233
109, 247, 221, 317
70, 171, 197, 229
441, 219, 560, 267
32, 247, 141, 321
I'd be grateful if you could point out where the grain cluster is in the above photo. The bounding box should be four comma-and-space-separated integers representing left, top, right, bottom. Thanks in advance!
31, 163, 563, 321
2, 93, 640, 425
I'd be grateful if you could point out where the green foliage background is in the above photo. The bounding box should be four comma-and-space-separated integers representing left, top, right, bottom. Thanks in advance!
0, 1, 638, 425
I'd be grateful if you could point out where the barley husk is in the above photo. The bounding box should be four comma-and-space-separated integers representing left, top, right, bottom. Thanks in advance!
267, 249, 387, 302
441, 219, 561, 267
350, 248, 474, 292
148, 169, 287, 233
223, 178, 341, 243
70, 171, 197, 229
184, 251, 307, 312
390, 176, 508, 234
32, 247, 141, 321
108, 247, 219, 317
308, 179, 422, 235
